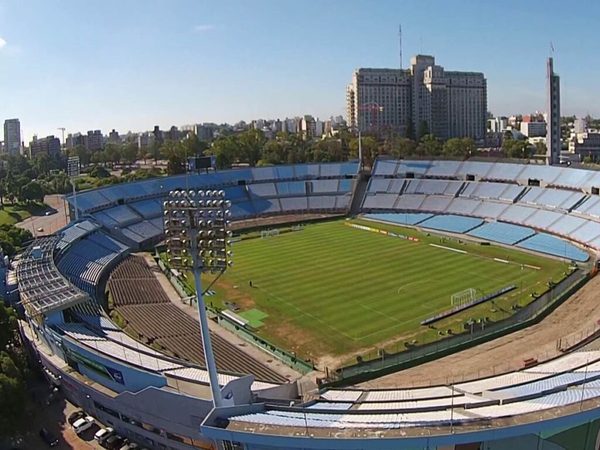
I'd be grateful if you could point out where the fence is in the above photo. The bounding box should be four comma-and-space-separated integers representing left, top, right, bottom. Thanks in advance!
326, 269, 590, 386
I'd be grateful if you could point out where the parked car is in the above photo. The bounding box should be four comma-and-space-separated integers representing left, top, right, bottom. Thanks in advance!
103, 435, 125, 449
67, 409, 85, 425
120, 443, 139, 450
72, 416, 94, 434
94, 427, 115, 444
38, 428, 59, 447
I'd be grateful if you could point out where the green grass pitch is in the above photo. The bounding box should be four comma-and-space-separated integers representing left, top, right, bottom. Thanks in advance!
204, 218, 570, 362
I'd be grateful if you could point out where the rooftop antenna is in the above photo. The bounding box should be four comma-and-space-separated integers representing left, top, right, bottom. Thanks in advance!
550, 41, 555, 56
398, 24, 403, 70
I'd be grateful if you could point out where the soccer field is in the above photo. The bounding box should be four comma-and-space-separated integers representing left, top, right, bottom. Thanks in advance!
206, 218, 569, 362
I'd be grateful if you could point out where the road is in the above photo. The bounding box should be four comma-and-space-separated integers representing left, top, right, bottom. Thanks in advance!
16, 194, 69, 237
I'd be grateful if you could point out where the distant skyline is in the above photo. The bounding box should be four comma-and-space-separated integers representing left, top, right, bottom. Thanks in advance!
2, 0, 600, 142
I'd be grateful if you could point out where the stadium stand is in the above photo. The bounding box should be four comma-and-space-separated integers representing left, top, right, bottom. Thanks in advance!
364, 212, 433, 226
108, 256, 287, 384
517, 233, 590, 261
56, 229, 130, 298
467, 221, 536, 245
417, 214, 484, 233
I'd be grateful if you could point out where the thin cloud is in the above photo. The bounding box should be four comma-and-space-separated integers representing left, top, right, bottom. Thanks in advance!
193, 24, 215, 33
0, 37, 6, 49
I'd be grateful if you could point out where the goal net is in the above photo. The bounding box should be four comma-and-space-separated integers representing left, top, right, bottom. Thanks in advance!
451, 288, 476, 307
261, 229, 280, 239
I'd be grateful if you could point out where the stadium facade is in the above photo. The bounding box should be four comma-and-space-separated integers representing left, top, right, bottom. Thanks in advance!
14, 159, 600, 450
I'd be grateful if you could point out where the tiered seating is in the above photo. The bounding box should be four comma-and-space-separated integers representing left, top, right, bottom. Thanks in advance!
248, 183, 277, 197
128, 198, 163, 219
57, 229, 129, 297
56, 220, 101, 251
419, 195, 453, 212
445, 197, 481, 216
517, 233, 589, 261
404, 179, 461, 196
467, 222, 535, 245
417, 215, 483, 233
108, 256, 287, 384
573, 196, 600, 219
362, 193, 398, 210
276, 181, 306, 196
280, 197, 308, 212
364, 213, 433, 226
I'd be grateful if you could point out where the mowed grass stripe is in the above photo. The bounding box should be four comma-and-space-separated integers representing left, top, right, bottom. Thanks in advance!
217, 220, 566, 356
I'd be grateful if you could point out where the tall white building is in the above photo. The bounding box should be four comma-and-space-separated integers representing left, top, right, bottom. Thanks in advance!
3, 118, 21, 156
346, 55, 487, 140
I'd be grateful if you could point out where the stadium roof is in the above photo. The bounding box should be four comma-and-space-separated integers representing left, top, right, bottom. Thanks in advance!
17, 236, 89, 316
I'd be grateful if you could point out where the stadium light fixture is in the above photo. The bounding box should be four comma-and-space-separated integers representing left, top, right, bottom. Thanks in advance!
163, 189, 233, 407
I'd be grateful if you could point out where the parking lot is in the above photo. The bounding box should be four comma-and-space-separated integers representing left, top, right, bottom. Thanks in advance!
16, 194, 69, 237
13, 384, 118, 450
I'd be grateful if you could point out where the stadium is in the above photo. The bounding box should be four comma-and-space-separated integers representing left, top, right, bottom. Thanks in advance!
13, 158, 600, 449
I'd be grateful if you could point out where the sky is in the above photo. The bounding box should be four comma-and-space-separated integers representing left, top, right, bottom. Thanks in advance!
1, 0, 600, 142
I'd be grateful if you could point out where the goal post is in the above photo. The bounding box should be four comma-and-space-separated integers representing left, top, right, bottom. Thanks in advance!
451, 288, 476, 307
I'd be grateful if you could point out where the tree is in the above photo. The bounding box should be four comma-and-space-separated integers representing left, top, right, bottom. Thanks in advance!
349, 136, 379, 167
68, 145, 91, 167
534, 141, 547, 155
0, 304, 26, 438
416, 134, 442, 156
89, 165, 111, 178
20, 181, 44, 204
207, 136, 241, 169
121, 143, 138, 166
417, 121, 430, 139
503, 138, 531, 159
104, 143, 121, 167
443, 137, 475, 158
182, 133, 208, 157
405, 122, 415, 140
239, 129, 266, 166
160, 141, 187, 175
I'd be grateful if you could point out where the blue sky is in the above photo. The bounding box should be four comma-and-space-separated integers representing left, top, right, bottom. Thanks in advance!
1, 0, 599, 141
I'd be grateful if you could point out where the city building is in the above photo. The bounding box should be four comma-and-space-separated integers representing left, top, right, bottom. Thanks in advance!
108, 129, 121, 144
573, 117, 587, 134
153, 125, 164, 147
167, 126, 181, 141
29, 135, 61, 158
520, 121, 547, 138
3, 118, 22, 156
66, 132, 85, 149
346, 55, 487, 140
86, 130, 103, 151
488, 116, 508, 133
546, 57, 561, 165
569, 132, 600, 159
137, 132, 154, 150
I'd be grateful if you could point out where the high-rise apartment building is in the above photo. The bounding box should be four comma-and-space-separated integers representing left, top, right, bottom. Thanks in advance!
546, 57, 561, 165
346, 55, 487, 141
29, 135, 61, 158
86, 130, 103, 151
3, 118, 22, 156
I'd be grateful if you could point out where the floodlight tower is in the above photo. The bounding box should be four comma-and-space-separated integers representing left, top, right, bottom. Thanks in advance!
163, 189, 233, 407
